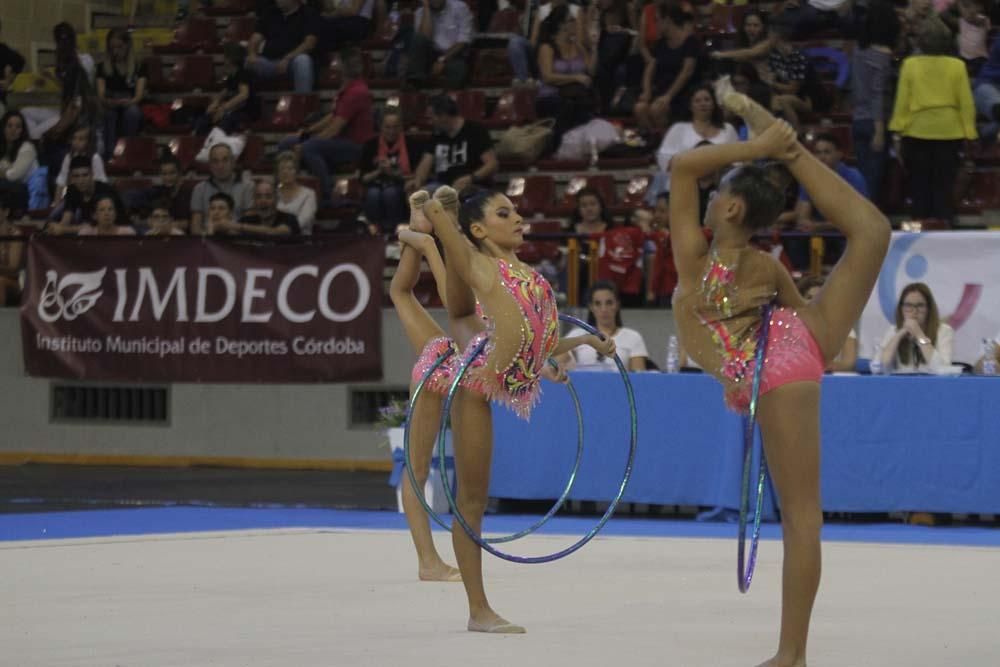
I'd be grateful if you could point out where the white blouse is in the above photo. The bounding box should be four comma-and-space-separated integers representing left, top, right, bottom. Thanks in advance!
278, 185, 317, 235
655, 122, 740, 193
566, 326, 649, 371
880, 322, 954, 372
0, 142, 39, 183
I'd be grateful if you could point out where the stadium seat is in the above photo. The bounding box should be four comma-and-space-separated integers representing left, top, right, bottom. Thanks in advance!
106, 137, 159, 175
222, 16, 256, 44
148, 55, 217, 93
485, 88, 536, 128
506, 175, 555, 216
153, 18, 219, 54
168, 135, 206, 172
254, 93, 321, 131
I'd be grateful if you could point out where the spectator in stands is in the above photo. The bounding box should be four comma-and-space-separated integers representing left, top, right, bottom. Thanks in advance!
879, 282, 954, 372
54, 125, 107, 199
239, 180, 301, 236
972, 22, 1000, 143
776, 0, 855, 39
145, 155, 191, 231
202, 192, 239, 236
796, 133, 868, 232
591, 0, 636, 114
0, 192, 23, 306
570, 186, 611, 234
651, 84, 738, 201
851, 0, 899, 207
890, 17, 976, 222
360, 108, 417, 234
145, 200, 185, 236
247, 0, 319, 93
190, 143, 253, 234
318, 0, 377, 48
413, 95, 497, 195
559, 280, 650, 371
709, 10, 774, 79
277, 47, 373, 207
0, 20, 27, 117
96, 28, 146, 160
0, 110, 37, 213
597, 213, 647, 306
405, 0, 475, 89
46, 156, 124, 234
509, 0, 583, 86
634, 4, 702, 132
646, 191, 677, 306
797, 275, 858, 372
22, 23, 99, 170
77, 193, 136, 236
762, 18, 813, 130
275, 151, 317, 235
536, 6, 596, 144
942, 0, 990, 76
195, 43, 259, 136
901, 0, 935, 54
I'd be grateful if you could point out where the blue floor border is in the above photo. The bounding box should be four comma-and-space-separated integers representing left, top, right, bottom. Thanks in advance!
1, 507, 998, 547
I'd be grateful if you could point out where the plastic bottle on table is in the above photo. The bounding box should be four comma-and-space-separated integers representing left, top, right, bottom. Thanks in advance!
981, 339, 997, 376
869, 340, 883, 375
665, 335, 680, 373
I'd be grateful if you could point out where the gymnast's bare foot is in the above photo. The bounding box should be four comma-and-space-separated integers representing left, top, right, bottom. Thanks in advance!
433, 185, 460, 218
418, 562, 462, 582
408, 191, 433, 233
468, 608, 526, 634
754, 653, 806, 667
714, 76, 778, 139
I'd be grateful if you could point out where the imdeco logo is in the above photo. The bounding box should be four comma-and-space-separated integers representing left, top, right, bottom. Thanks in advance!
38, 269, 107, 323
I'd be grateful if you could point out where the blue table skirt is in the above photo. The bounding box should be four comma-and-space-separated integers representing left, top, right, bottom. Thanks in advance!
490, 373, 1000, 514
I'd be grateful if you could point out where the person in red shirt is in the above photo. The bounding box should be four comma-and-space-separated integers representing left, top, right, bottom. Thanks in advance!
277, 46, 374, 206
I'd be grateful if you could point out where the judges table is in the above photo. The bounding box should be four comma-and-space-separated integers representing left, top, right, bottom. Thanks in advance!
490, 373, 1000, 514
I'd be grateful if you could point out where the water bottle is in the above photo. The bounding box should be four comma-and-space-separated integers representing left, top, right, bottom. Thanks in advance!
982, 339, 997, 376
869, 340, 883, 375
665, 335, 680, 373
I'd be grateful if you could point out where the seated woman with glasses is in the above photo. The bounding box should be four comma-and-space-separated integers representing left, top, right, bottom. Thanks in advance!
878, 282, 954, 372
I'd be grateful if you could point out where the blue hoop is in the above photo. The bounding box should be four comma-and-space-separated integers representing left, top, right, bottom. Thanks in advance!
737, 304, 773, 593
402, 336, 586, 544
436, 313, 638, 564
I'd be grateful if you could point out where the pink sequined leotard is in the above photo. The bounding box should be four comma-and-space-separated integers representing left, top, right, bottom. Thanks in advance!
411, 259, 559, 420
672, 247, 824, 413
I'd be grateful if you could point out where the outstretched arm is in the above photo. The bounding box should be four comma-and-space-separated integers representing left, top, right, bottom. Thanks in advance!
423, 199, 494, 298
398, 229, 448, 308
552, 334, 615, 358
669, 138, 777, 282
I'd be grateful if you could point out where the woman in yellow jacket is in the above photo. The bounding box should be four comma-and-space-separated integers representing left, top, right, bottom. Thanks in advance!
889, 17, 977, 222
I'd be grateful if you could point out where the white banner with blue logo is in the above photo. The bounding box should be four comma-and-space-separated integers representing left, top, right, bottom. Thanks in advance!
859, 232, 1000, 364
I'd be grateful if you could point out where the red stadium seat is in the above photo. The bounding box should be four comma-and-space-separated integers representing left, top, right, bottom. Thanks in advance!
222, 16, 256, 44
203, 0, 256, 16
154, 18, 219, 54
150, 55, 217, 93
561, 174, 615, 207
106, 137, 159, 175
168, 135, 206, 172
385, 91, 427, 129
506, 175, 555, 216
485, 88, 537, 128
254, 93, 321, 131
472, 49, 514, 87
239, 134, 268, 172
620, 175, 651, 208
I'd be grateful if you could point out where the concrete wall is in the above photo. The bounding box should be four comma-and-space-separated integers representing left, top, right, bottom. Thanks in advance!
0, 307, 677, 468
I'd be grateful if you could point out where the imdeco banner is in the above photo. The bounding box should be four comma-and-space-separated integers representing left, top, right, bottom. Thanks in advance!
20, 236, 384, 382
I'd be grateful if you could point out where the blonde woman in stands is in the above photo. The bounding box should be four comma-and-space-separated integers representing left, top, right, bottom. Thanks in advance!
671, 88, 889, 667
275, 151, 317, 235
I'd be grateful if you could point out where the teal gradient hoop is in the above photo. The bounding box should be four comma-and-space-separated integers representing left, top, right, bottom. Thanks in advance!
402, 339, 585, 544
737, 304, 773, 593
436, 314, 638, 564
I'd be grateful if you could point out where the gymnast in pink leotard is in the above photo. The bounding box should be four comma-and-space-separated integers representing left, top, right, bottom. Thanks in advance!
394, 186, 612, 635
669, 88, 890, 667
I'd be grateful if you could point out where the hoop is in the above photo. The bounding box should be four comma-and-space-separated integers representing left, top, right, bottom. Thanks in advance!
436, 314, 638, 564
402, 336, 585, 544
737, 304, 773, 593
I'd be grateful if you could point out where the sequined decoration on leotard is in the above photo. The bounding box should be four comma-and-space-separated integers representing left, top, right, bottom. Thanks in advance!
481, 260, 560, 419
698, 250, 760, 385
